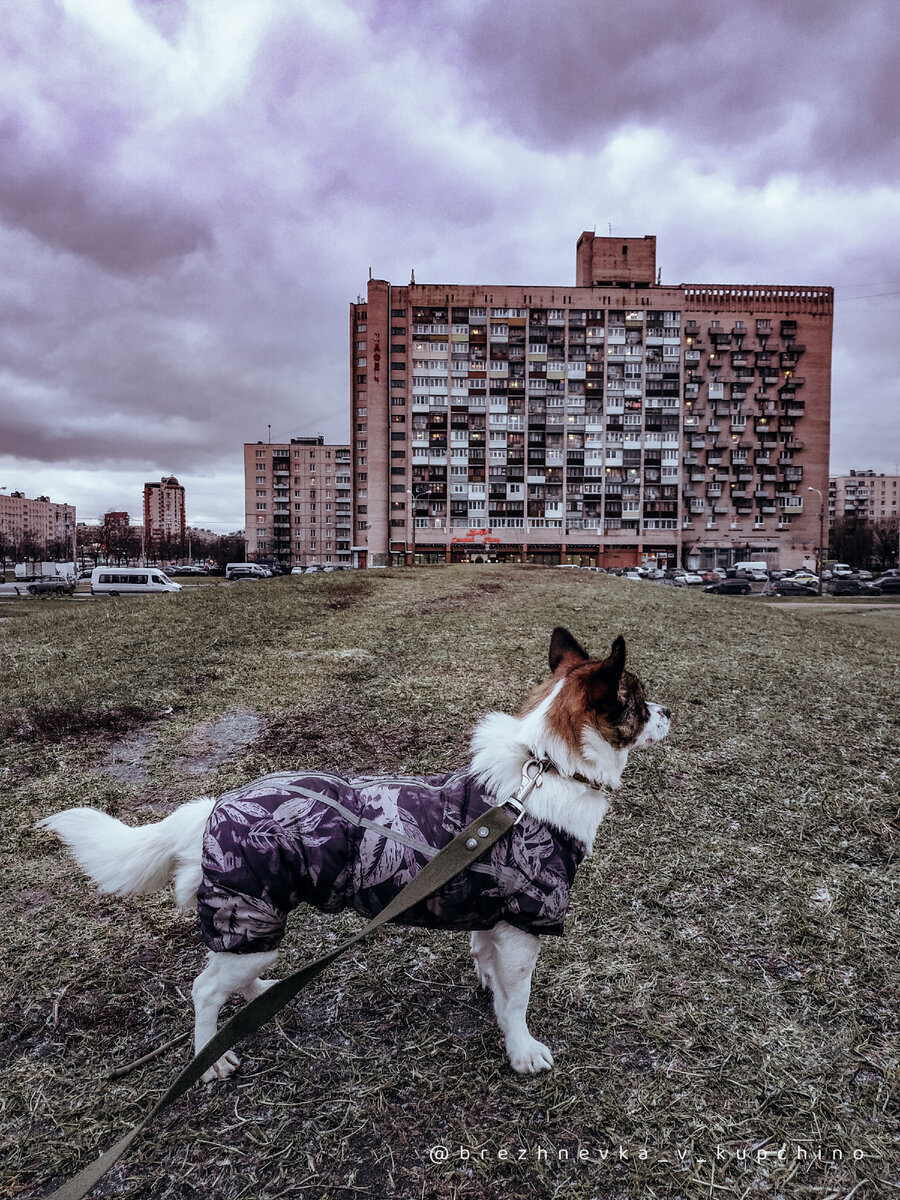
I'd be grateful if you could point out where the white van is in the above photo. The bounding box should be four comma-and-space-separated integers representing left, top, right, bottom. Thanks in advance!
91, 567, 182, 595
732, 560, 770, 575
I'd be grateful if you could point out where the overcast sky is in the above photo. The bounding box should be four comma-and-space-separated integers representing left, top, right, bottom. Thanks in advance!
1, 0, 898, 532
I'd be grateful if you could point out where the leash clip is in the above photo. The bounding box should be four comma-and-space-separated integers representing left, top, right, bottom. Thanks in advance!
504, 757, 546, 824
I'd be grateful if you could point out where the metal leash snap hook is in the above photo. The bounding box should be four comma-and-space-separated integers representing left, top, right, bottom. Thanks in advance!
522, 758, 545, 789
502, 757, 546, 825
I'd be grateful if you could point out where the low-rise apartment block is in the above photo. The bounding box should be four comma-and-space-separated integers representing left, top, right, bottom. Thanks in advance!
244, 436, 352, 566
0, 490, 76, 557
829, 470, 900, 527
349, 232, 833, 570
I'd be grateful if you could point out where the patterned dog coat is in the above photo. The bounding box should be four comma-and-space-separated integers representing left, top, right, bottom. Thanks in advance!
196, 769, 587, 954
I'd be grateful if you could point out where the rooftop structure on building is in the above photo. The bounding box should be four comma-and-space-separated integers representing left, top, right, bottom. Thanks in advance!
349, 232, 833, 570
243, 437, 351, 567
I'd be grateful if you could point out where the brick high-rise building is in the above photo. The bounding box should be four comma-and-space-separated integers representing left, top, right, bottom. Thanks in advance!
349, 233, 833, 570
243, 437, 352, 567
143, 476, 186, 547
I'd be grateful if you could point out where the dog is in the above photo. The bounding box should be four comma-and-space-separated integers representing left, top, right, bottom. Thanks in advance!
38, 627, 670, 1080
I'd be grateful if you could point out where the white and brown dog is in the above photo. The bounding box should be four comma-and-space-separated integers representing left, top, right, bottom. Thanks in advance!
38, 628, 670, 1079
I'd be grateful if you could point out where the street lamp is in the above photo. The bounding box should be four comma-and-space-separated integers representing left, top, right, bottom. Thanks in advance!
808, 486, 824, 596
407, 488, 431, 566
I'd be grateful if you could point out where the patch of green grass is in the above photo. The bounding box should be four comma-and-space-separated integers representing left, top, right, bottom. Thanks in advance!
2, 567, 898, 1199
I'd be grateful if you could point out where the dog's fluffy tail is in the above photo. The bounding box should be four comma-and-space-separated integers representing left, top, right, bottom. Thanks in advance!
37, 797, 215, 909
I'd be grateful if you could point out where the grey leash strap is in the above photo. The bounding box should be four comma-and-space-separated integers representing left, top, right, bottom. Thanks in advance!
45, 769, 543, 1200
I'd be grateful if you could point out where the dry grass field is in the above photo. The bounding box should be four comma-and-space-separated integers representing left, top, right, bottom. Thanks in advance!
1, 567, 897, 1200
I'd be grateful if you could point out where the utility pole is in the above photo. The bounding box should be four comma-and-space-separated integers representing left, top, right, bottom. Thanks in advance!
407, 488, 431, 566
808, 487, 824, 595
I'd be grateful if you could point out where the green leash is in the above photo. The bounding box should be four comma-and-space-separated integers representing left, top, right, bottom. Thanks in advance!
46, 766, 544, 1200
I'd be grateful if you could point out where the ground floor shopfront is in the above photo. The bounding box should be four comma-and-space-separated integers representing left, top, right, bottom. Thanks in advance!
354, 532, 811, 571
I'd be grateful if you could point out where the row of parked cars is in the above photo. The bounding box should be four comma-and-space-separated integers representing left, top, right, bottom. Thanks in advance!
225, 563, 352, 581
568, 562, 900, 597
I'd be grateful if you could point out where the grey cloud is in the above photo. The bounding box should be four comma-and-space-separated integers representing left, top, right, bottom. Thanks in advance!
369, 0, 900, 185
133, 0, 190, 45
0, 112, 213, 274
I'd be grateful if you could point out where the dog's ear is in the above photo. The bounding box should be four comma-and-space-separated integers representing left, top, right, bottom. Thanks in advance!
549, 627, 589, 672
605, 635, 627, 678
582, 636, 627, 711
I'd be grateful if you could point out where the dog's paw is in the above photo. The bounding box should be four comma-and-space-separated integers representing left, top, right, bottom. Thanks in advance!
471, 957, 493, 990
202, 1051, 241, 1082
509, 1038, 554, 1074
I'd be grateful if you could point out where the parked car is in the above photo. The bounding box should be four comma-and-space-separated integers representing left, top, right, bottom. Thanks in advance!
735, 568, 768, 582
830, 581, 883, 596
703, 579, 752, 595
226, 566, 266, 582
871, 575, 900, 593
772, 580, 819, 596
290, 566, 306, 576
226, 563, 268, 580
0, 577, 75, 596
783, 571, 819, 586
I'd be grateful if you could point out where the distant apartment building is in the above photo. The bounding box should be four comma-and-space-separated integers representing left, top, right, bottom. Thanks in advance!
829, 470, 900, 527
243, 437, 352, 566
143, 476, 186, 546
0, 490, 76, 555
349, 233, 833, 569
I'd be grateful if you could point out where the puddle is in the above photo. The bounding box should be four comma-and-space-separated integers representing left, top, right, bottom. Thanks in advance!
101, 708, 264, 785
176, 709, 264, 776
103, 727, 159, 786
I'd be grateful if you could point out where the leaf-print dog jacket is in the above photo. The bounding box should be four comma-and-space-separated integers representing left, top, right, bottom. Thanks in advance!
196, 770, 587, 954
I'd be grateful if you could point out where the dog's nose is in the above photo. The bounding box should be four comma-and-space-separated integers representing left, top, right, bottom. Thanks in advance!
661, 707, 671, 720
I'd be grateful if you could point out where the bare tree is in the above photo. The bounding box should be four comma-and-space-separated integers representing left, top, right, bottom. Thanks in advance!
829, 516, 873, 569
871, 516, 900, 571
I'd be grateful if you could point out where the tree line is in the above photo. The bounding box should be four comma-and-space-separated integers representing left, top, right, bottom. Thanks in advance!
0, 515, 246, 570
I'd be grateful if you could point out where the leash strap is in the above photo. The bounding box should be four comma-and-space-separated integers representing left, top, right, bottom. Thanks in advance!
47, 770, 542, 1200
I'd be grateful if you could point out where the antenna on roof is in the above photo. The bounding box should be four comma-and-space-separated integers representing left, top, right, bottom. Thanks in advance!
267, 424, 271, 444
368, 267, 372, 280
410, 268, 415, 284
608, 222, 613, 236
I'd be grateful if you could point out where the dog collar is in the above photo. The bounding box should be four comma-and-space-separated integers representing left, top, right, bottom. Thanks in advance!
528, 753, 604, 792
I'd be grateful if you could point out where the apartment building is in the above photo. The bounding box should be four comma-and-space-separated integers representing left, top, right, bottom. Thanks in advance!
829, 470, 900, 527
243, 436, 352, 567
349, 233, 833, 570
143, 476, 186, 546
0, 490, 76, 556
